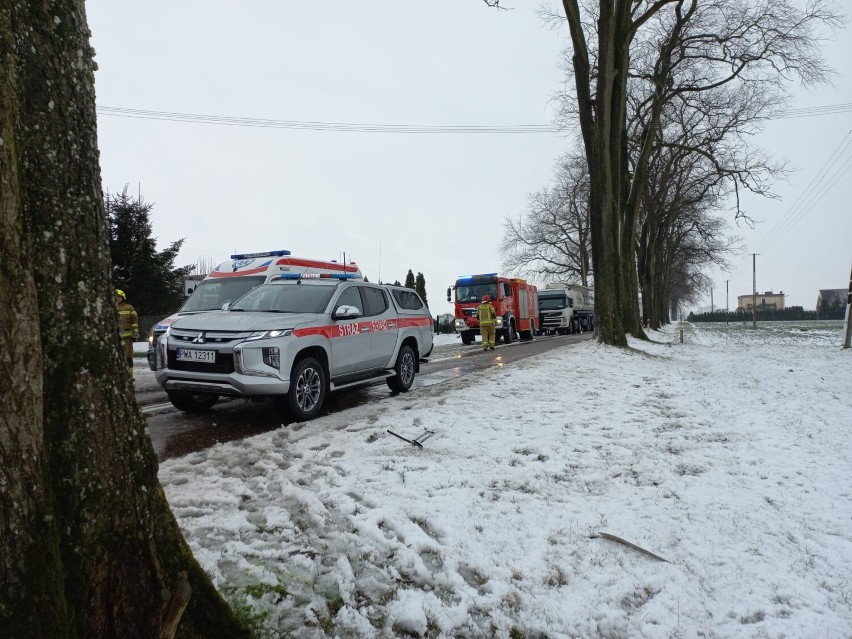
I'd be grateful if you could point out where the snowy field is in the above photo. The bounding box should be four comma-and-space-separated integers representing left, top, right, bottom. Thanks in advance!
159, 321, 852, 638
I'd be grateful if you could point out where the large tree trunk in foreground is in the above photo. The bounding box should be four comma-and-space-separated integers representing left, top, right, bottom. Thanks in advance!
0, 3, 249, 637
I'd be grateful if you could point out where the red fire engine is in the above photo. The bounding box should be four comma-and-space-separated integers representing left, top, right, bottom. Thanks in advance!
447, 273, 538, 346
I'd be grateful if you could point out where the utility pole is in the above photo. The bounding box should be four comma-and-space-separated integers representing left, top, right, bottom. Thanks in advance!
751, 253, 759, 329
843, 263, 852, 348
725, 280, 729, 325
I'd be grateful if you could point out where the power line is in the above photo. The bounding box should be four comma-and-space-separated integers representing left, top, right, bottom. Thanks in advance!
755, 128, 852, 252
772, 103, 852, 119
96, 106, 567, 134
95, 102, 852, 135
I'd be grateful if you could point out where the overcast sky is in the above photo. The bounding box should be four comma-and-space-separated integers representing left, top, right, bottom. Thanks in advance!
87, 1, 851, 316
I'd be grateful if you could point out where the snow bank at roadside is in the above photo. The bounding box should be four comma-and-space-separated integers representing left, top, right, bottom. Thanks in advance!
159, 321, 852, 638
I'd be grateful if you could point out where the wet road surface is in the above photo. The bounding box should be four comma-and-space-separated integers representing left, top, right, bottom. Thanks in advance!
138, 331, 594, 461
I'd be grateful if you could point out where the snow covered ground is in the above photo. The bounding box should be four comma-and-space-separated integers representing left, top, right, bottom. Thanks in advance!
158, 321, 852, 638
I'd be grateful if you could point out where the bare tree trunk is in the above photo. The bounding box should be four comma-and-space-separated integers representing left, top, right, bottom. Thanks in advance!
562, 0, 630, 346
0, 3, 249, 637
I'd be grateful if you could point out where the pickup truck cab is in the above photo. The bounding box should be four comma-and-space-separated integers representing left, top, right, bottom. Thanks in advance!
153, 275, 433, 421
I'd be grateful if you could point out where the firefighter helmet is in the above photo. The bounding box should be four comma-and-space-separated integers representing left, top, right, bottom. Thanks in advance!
482, 295, 491, 302
115, 289, 126, 299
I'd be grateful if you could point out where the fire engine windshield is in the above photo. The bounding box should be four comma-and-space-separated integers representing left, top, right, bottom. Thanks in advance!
538, 293, 570, 310
181, 276, 266, 312
455, 282, 498, 303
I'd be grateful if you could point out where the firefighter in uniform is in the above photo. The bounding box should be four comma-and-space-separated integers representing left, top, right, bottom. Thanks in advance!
115, 289, 139, 372
477, 294, 497, 351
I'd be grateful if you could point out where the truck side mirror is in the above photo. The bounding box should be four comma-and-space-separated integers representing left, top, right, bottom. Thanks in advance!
446, 287, 451, 302
333, 305, 361, 320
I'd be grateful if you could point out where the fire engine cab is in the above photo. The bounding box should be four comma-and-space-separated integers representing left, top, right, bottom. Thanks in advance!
447, 273, 538, 346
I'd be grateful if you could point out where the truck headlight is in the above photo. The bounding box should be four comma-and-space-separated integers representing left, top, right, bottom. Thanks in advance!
495, 317, 504, 328
246, 329, 293, 341
455, 318, 466, 329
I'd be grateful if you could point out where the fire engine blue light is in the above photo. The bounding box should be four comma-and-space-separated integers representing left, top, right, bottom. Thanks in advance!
457, 272, 498, 281
276, 273, 302, 280
327, 274, 358, 279
230, 249, 292, 259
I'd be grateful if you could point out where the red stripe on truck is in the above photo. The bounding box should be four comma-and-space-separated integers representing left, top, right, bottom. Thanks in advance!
292, 326, 336, 338
207, 266, 269, 277
397, 317, 434, 328
293, 316, 431, 339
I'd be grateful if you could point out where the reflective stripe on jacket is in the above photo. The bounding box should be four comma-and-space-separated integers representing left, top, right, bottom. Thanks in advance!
117, 301, 139, 338
476, 302, 496, 325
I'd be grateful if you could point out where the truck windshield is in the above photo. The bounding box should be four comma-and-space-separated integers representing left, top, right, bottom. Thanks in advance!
538, 294, 569, 310
229, 282, 336, 314
456, 282, 498, 303
181, 276, 266, 312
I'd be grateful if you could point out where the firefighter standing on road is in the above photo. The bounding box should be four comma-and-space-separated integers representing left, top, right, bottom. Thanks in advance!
116, 289, 139, 372
477, 294, 497, 351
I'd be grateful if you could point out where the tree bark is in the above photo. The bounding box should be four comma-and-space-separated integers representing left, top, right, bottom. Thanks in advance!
0, 3, 249, 637
562, 0, 630, 347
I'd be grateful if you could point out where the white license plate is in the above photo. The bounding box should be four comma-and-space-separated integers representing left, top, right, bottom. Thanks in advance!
176, 348, 216, 363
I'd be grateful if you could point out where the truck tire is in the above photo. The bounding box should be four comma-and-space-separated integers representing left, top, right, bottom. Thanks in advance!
520, 320, 535, 341
167, 391, 217, 413
503, 323, 515, 344
387, 344, 416, 392
285, 356, 326, 421
461, 332, 474, 345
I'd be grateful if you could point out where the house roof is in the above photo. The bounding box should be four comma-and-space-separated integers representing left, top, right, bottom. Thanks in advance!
737, 291, 784, 299
817, 289, 846, 303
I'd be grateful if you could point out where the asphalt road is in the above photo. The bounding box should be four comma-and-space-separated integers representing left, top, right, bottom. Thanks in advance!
137, 331, 594, 461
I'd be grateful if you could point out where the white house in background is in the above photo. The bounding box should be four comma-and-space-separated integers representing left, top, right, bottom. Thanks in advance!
737, 290, 785, 311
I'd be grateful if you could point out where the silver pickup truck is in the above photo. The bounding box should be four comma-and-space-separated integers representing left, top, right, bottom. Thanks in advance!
153, 275, 434, 420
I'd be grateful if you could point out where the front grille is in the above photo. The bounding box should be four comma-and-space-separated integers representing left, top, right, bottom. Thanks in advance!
167, 351, 235, 374
463, 308, 476, 316
169, 327, 250, 344
541, 312, 564, 328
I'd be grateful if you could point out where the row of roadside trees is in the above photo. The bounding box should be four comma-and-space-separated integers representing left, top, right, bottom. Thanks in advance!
498, 0, 841, 343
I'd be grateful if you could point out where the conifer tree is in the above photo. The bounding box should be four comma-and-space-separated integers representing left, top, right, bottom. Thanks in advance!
415, 272, 428, 307
107, 187, 194, 315
404, 269, 416, 289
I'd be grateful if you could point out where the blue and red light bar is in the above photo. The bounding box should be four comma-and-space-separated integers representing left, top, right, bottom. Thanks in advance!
456, 272, 498, 281
231, 249, 291, 259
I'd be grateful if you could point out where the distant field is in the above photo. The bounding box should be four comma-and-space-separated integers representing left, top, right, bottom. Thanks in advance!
689, 320, 846, 347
